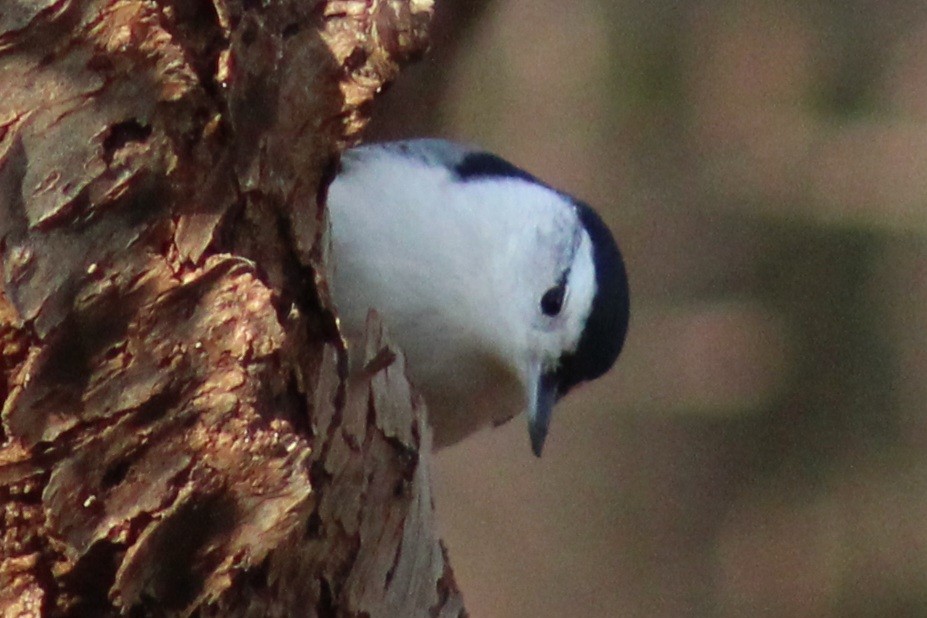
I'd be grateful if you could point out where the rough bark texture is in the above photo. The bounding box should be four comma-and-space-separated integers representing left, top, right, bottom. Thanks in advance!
0, 0, 464, 615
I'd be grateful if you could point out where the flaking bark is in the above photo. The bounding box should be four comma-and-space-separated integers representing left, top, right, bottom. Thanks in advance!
0, 0, 463, 615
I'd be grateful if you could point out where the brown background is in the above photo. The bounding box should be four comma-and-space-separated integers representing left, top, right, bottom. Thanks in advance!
368, 1, 927, 616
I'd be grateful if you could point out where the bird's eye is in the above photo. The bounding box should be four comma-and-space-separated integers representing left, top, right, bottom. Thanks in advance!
540, 282, 566, 316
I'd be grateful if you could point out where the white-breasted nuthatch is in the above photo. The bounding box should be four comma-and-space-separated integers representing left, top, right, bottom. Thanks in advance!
327, 139, 629, 456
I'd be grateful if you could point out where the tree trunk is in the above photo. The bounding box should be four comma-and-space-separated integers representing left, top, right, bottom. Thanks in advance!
0, 0, 464, 615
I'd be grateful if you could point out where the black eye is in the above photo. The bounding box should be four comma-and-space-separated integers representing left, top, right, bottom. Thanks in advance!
540, 283, 566, 316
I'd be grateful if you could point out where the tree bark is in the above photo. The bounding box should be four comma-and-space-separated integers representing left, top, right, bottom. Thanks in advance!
0, 0, 464, 615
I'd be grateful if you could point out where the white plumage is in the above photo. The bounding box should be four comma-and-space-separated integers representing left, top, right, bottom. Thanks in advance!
326, 140, 628, 455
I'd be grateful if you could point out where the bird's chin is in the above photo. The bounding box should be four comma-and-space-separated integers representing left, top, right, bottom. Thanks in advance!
422, 359, 526, 451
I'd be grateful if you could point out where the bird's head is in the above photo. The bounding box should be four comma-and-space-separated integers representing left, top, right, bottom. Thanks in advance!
331, 140, 629, 455
450, 149, 630, 455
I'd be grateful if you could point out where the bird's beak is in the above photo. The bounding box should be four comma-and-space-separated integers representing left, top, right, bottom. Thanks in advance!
528, 370, 559, 457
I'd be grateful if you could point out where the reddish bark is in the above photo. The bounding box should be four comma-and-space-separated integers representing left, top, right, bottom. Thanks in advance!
0, 0, 463, 615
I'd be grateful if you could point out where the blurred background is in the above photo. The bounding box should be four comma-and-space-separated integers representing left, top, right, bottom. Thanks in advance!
366, 1, 927, 615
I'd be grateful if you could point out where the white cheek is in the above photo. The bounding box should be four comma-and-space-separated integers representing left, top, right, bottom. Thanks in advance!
565, 235, 597, 340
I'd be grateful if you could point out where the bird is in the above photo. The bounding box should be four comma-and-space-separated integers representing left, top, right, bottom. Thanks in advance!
325, 139, 629, 456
